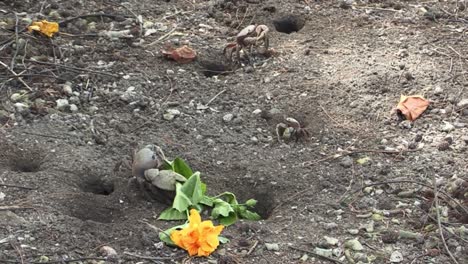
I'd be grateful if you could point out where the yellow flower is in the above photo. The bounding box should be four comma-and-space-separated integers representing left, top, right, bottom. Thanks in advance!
28, 20, 59, 38
170, 209, 224, 257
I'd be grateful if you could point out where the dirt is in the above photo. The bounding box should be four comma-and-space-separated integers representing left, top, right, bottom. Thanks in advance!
1, 0, 468, 263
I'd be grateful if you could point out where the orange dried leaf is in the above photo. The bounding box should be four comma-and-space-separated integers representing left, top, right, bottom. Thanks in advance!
28, 20, 59, 38
161, 45, 196, 63
396, 95, 429, 121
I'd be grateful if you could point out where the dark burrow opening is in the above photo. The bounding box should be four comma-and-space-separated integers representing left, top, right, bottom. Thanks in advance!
79, 175, 115, 195
273, 15, 305, 34
2, 141, 46, 172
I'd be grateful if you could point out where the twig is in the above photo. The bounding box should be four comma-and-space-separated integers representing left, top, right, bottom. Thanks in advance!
245, 240, 258, 256
289, 246, 345, 264
123, 252, 181, 261
10, 12, 19, 71
303, 148, 421, 166
0, 183, 36, 190
58, 13, 130, 26
206, 89, 226, 106
0, 257, 107, 264
119, 3, 143, 38
18, 131, 71, 140
27, 59, 119, 77
0, 206, 35, 211
147, 25, 178, 46
433, 175, 459, 264
0, 61, 33, 91
272, 187, 314, 213
350, 180, 468, 215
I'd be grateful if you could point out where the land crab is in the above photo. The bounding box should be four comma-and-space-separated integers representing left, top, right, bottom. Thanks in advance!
224, 24, 270, 64
276, 117, 310, 143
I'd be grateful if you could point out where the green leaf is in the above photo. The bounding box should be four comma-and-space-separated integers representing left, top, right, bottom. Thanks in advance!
158, 207, 188, 220
180, 172, 203, 204
212, 198, 235, 218
244, 199, 257, 207
159, 223, 188, 246
239, 209, 262, 221
173, 157, 194, 178
173, 183, 192, 212
217, 192, 238, 205
161, 159, 174, 170
218, 211, 238, 226
219, 236, 230, 244
200, 195, 214, 206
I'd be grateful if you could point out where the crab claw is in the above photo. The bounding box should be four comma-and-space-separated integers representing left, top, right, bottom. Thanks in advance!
132, 144, 163, 178
144, 169, 187, 191
237, 25, 256, 38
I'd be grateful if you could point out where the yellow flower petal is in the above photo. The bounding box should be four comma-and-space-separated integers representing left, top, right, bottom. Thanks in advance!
188, 209, 201, 227
28, 20, 59, 37
170, 209, 224, 257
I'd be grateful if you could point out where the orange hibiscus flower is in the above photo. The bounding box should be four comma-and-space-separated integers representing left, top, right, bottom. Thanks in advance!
170, 209, 224, 257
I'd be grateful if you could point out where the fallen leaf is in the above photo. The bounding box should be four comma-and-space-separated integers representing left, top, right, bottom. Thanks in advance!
161, 45, 196, 63
395, 95, 429, 121
28, 20, 59, 38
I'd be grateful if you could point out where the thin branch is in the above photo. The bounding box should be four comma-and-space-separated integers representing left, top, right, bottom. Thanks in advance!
0, 183, 37, 190
206, 89, 226, 106
433, 175, 459, 264
27, 59, 119, 77
0, 61, 33, 91
289, 246, 345, 264
123, 252, 181, 261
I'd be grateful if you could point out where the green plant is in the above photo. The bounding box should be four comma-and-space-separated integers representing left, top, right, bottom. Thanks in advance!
157, 157, 261, 226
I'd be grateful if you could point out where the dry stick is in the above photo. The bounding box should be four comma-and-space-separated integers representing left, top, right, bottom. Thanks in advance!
147, 25, 178, 46
27, 59, 118, 77
272, 187, 314, 213
245, 240, 259, 256
0, 61, 33, 91
206, 89, 227, 106
123, 252, 180, 261
0, 257, 108, 264
289, 246, 345, 264
10, 12, 19, 71
357, 180, 468, 215
0, 183, 36, 190
0, 206, 35, 211
304, 148, 421, 167
58, 13, 131, 26
433, 176, 460, 264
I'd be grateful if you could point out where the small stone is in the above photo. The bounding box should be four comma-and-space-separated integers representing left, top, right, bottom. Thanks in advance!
69, 104, 78, 112
314, 247, 333, 258
252, 109, 262, 115
244, 66, 254, 73
324, 222, 338, 230
340, 156, 353, 168
399, 120, 412, 129
441, 122, 455, 132
437, 140, 451, 151
62, 82, 73, 95
14, 103, 28, 113
344, 239, 363, 251
223, 113, 234, 122
166, 69, 174, 74
324, 236, 339, 246
433, 85, 443, 95
251, 136, 258, 142
457, 98, 468, 108
10, 93, 24, 102
348, 229, 359, 235
354, 253, 368, 262
56, 99, 69, 111
390, 251, 403, 263
0, 192, 5, 201
265, 243, 279, 251
163, 109, 180, 121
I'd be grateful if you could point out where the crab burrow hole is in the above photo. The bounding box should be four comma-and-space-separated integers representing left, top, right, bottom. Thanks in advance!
273, 15, 305, 34
79, 174, 115, 196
